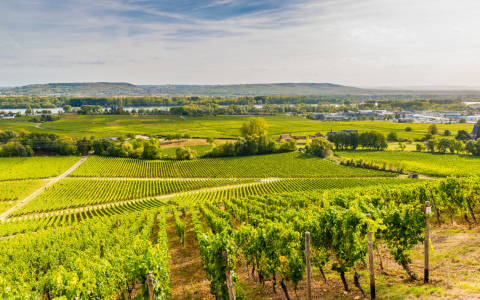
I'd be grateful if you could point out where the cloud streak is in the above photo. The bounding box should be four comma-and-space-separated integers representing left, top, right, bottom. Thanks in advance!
1, 0, 480, 87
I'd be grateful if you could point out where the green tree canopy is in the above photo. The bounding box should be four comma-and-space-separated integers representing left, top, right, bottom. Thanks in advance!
239, 117, 268, 137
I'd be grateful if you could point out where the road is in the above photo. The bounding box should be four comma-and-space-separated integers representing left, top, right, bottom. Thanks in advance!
0, 152, 93, 221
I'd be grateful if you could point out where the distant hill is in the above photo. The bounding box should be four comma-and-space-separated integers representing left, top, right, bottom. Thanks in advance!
1, 82, 480, 98
142, 83, 370, 96
1, 82, 140, 96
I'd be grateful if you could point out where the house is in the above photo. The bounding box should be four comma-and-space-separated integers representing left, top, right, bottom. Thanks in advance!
315, 132, 324, 138
325, 130, 358, 139
279, 134, 292, 141
292, 136, 307, 140
472, 125, 479, 139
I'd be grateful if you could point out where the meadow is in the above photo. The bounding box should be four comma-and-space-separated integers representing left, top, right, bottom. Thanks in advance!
6, 114, 474, 140
70, 152, 395, 178
0, 156, 80, 180
335, 150, 480, 177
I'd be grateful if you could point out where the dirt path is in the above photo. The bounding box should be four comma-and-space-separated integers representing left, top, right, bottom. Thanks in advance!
0, 152, 93, 220
166, 212, 214, 299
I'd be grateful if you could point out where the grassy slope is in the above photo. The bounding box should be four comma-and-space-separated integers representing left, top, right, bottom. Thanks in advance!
0, 156, 80, 180
335, 150, 480, 177
16, 114, 475, 140
70, 152, 394, 178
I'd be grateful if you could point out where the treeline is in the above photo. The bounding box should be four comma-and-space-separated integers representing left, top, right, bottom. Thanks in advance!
327, 131, 388, 150
93, 137, 162, 160
208, 134, 297, 158
0, 95, 475, 112
359, 99, 468, 111
0, 130, 93, 157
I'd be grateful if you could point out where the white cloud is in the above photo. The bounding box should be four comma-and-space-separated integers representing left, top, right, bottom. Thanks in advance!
1, 0, 480, 87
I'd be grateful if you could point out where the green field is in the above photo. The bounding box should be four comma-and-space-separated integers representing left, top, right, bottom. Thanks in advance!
160, 145, 212, 157
0, 180, 44, 214
3, 114, 474, 140
70, 152, 394, 178
168, 177, 418, 206
0, 156, 80, 180
13, 178, 255, 215
336, 150, 480, 177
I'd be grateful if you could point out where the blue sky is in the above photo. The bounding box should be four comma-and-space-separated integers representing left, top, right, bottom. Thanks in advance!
1, 0, 480, 87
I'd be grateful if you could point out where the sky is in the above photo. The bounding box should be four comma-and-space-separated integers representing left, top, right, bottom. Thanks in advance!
1, 0, 480, 87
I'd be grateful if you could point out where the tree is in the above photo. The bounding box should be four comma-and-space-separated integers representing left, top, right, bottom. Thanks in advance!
165, 134, 175, 141
174, 133, 183, 141
427, 124, 438, 135
142, 142, 162, 159
183, 133, 192, 139
459, 117, 466, 123
206, 137, 215, 145
465, 140, 477, 155
63, 105, 72, 113
416, 143, 426, 152
444, 129, 451, 136
0, 130, 18, 142
279, 139, 297, 152
405, 126, 412, 132
398, 142, 406, 151
240, 117, 268, 137
26, 104, 33, 115
436, 138, 451, 154
387, 132, 398, 141
369, 114, 376, 121
453, 140, 464, 154
308, 137, 332, 158
361, 115, 367, 121
455, 130, 471, 141
176, 147, 197, 160
426, 139, 438, 153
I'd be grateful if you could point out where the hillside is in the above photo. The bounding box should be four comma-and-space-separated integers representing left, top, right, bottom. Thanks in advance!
2, 82, 480, 98
1, 82, 140, 96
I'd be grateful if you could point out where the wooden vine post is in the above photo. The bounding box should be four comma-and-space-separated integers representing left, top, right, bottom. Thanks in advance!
305, 231, 312, 300
425, 201, 431, 283
428, 188, 440, 224
367, 214, 375, 299
223, 251, 236, 300
146, 273, 154, 300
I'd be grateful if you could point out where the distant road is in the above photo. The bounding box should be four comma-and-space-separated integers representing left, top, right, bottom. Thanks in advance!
0, 152, 93, 221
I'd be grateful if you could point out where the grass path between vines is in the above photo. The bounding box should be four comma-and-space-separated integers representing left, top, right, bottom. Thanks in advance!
166, 212, 215, 299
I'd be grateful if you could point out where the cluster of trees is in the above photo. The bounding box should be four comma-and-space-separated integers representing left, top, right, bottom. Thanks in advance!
305, 137, 333, 158
93, 137, 162, 159
0, 141, 34, 157
416, 138, 480, 156
0, 130, 93, 156
165, 133, 191, 141
28, 115, 61, 122
208, 117, 296, 158
209, 135, 296, 158
327, 131, 388, 150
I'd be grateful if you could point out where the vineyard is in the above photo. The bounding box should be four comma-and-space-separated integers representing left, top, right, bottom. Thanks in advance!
336, 150, 480, 177
34, 114, 474, 140
180, 176, 480, 299
70, 152, 395, 178
12, 178, 256, 215
168, 178, 418, 206
0, 210, 171, 299
0, 156, 81, 180
0, 198, 168, 237
0, 179, 44, 214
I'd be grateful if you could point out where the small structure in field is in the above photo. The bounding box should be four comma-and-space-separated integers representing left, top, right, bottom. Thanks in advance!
279, 134, 292, 141
408, 173, 419, 179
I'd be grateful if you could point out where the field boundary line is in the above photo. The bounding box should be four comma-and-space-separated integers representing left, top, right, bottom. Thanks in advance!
0, 152, 93, 221
6, 179, 283, 220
